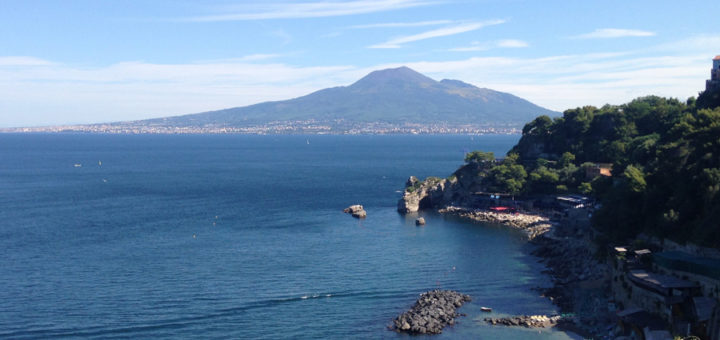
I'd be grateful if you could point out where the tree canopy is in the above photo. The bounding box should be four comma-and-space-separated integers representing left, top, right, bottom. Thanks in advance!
464, 92, 720, 246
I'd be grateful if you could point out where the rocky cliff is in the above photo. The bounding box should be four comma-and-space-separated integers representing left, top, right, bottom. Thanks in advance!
397, 162, 483, 213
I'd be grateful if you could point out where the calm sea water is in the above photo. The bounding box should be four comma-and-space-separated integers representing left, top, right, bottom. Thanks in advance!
0, 134, 576, 339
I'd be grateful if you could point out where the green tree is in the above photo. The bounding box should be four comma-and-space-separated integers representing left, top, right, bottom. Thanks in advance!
578, 182, 593, 194
464, 151, 495, 164
528, 166, 560, 193
623, 165, 647, 193
486, 161, 527, 195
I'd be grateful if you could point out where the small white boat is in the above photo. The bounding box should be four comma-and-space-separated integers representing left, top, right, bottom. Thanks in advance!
74, 163, 82, 168
481, 307, 492, 312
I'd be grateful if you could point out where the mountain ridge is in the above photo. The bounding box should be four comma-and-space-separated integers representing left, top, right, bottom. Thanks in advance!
148, 66, 558, 129
5, 67, 560, 134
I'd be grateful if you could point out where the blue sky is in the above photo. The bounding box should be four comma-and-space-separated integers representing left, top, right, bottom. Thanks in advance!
1, 0, 718, 127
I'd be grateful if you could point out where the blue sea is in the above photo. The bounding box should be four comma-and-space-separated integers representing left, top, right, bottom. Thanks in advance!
0, 134, 577, 339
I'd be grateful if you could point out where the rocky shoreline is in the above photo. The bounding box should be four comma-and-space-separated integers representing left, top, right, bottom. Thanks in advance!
438, 206, 553, 240
484, 314, 563, 328
391, 290, 471, 334
396, 175, 613, 337
530, 229, 613, 337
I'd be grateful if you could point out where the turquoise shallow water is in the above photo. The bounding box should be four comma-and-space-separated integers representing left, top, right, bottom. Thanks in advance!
0, 134, 577, 339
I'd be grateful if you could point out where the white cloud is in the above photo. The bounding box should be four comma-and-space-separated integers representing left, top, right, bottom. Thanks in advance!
449, 39, 528, 52
0, 59, 360, 127
496, 39, 528, 48
187, 0, 440, 22
572, 28, 656, 39
394, 53, 708, 111
2, 34, 718, 127
369, 20, 505, 48
197, 54, 285, 63
0, 56, 55, 66
348, 20, 453, 29
448, 46, 488, 52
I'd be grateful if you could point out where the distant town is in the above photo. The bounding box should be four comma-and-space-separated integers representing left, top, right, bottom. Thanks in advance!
0, 120, 521, 135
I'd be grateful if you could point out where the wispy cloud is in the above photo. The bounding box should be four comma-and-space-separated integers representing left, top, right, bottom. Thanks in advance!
572, 28, 656, 39
369, 19, 505, 48
186, 0, 440, 22
496, 39, 528, 48
2, 34, 717, 127
393, 52, 710, 111
196, 54, 286, 63
0, 56, 55, 67
348, 20, 453, 29
449, 39, 528, 52
0, 58, 359, 127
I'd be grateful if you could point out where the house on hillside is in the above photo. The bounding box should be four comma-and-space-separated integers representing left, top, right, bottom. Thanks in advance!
585, 163, 613, 180
610, 246, 720, 338
653, 251, 720, 297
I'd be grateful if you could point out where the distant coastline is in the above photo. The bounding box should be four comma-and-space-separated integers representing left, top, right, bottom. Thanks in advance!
0, 121, 521, 135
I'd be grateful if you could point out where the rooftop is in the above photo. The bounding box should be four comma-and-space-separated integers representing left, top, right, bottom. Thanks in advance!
654, 251, 720, 280
629, 270, 698, 290
714, 55, 720, 60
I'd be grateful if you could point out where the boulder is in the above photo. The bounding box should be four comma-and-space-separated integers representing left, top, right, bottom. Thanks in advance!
415, 217, 426, 226
343, 204, 367, 218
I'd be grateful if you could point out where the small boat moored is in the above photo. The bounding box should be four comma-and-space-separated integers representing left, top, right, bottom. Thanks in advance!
481, 307, 492, 312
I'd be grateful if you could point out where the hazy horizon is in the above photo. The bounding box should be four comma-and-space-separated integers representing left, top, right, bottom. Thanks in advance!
1, 0, 718, 128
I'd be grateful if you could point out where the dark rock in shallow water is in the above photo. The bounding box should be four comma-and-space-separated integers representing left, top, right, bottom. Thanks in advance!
392, 290, 471, 334
343, 204, 367, 218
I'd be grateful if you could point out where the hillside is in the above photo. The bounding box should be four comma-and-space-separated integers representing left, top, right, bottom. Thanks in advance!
402, 86, 720, 246
142, 66, 557, 131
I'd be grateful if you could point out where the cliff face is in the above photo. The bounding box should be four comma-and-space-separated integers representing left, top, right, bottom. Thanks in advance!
397, 163, 483, 213
397, 176, 449, 213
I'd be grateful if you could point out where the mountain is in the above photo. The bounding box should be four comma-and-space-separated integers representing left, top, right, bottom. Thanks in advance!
142, 66, 558, 132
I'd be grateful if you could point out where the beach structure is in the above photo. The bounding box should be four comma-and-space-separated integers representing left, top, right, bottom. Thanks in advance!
653, 251, 720, 297
610, 246, 720, 338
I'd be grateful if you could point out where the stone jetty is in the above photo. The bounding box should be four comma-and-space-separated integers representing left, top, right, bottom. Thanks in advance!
392, 290, 471, 334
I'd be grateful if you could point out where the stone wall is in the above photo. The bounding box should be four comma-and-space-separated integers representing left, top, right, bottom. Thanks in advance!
610, 260, 671, 321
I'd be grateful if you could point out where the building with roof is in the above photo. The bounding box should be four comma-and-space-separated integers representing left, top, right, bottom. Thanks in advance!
585, 163, 612, 179
613, 269, 699, 335
707, 55, 720, 91
654, 251, 720, 297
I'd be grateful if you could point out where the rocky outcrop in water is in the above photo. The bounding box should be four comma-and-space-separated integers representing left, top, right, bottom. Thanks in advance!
415, 217, 426, 226
392, 290, 471, 334
343, 205, 367, 218
397, 163, 486, 214
484, 315, 562, 328
397, 176, 448, 213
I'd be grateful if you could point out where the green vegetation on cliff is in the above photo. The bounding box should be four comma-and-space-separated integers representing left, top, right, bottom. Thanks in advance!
468, 86, 720, 246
